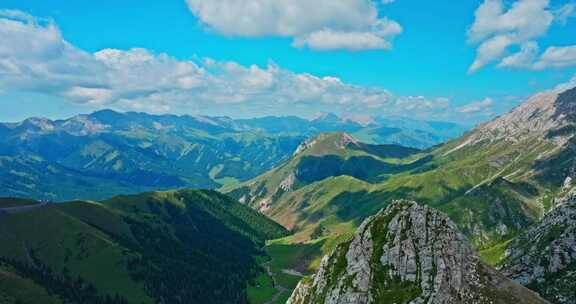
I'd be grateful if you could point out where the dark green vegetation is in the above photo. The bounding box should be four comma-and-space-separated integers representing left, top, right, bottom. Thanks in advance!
0, 110, 465, 201
0, 190, 287, 304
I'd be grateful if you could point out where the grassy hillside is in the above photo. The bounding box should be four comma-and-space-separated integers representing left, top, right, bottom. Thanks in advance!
235, 130, 569, 247
229, 88, 576, 290
0, 190, 287, 304
228, 132, 421, 211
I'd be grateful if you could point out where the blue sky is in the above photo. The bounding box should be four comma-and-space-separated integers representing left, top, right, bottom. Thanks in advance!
0, 0, 575, 124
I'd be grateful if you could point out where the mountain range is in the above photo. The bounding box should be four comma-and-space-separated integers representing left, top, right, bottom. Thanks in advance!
0, 110, 465, 201
228, 86, 576, 303
0, 86, 575, 304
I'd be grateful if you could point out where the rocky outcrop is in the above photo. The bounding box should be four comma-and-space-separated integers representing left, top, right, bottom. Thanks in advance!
445, 87, 575, 157
288, 200, 548, 304
468, 87, 576, 145
502, 188, 576, 304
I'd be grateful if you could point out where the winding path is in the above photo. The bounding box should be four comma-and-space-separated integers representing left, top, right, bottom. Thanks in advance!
262, 261, 287, 304
0, 201, 48, 215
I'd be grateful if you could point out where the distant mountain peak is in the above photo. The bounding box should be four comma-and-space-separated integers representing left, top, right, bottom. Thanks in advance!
293, 132, 360, 155
342, 114, 376, 126
311, 112, 341, 123
90, 108, 121, 116
88, 109, 126, 124
21, 117, 55, 131
62, 114, 109, 135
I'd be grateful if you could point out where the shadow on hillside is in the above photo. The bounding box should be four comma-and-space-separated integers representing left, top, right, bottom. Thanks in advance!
296, 155, 434, 185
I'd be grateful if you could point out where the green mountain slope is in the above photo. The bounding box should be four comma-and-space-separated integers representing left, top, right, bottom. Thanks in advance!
228, 132, 421, 211
0, 190, 287, 304
230, 86, 576, 274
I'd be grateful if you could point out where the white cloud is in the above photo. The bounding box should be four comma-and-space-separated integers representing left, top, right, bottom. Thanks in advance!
185, 0, 402, 51
469, 35, 514, 73
468, 0, 553, 43
0, 9, 494, 122
493, 44, 576, 70
63, 87, 113, 105
498, 41, 539, 68
467, 0, 554, 73
293, 23, 401, 51
534, 45, 576, 68
555, 3, 576, 24
0, 10, 105, 92
457, 97, 494, 114
468, 0, 576, 72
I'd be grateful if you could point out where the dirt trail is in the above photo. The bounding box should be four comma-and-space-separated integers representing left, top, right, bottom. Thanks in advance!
262, 261, 288, 304
0, 201, 47, 215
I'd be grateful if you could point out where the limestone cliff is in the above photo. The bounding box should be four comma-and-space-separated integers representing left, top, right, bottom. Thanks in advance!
287, 200, 547, 304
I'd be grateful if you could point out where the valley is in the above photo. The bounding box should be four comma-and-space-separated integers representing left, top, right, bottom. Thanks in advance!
0, 190, 287, 304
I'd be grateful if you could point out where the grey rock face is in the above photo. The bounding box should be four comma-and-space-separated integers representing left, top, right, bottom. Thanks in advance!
468, 91, 567, 145
502, 189, 576, 304
288, 200, 548, 304
451, 87, 576, 154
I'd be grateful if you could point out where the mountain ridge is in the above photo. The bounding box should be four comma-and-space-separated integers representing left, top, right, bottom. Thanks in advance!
0, 189, 287, 304
0, 110, 466, 201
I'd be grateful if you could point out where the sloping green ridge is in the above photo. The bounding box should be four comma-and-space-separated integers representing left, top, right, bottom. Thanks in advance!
230, 125, 573, 285
294, 135, 554, 245
0, 190, 287, 304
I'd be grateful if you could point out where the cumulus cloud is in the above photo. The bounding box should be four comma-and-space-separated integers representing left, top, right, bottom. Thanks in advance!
554, 74, 576, 92
495, 44, 576, 70
555, 3, 576, 24
0, 10, 105, 93
534, 45, 576, 68
0, 9, 491, 121
498, 41, 539, 68
457, 97, 494, 114
467, 0, 554, 73
468, 0, 576, 72
185, 0, 402, 51
292, 21, 401, 51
